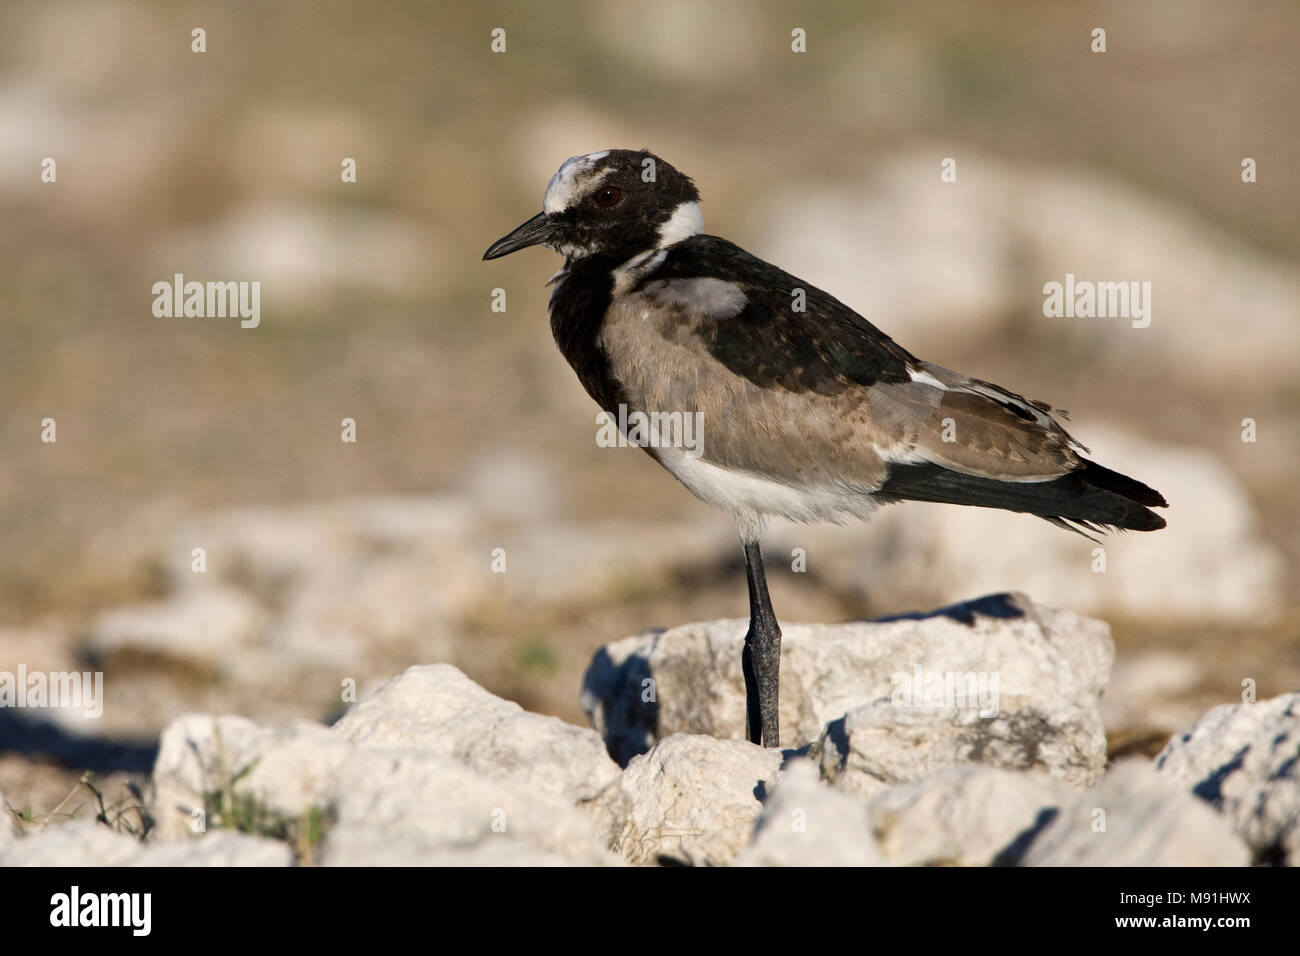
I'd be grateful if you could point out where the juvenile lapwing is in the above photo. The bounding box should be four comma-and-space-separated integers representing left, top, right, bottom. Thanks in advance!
485, 149, 1168, 749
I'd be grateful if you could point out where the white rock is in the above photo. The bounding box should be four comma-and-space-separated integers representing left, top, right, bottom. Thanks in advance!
584, 592, 1112, 785
0, 822, 143, 866
131, 830, 292, 866
0, 821, 291, 866
1155, 691, 1300, 865
867, 764, 1071, 866
616, 734, 783, 866
1017, 759, 1250, 866
323, 748, 615, 866
165, 497, 474, 596
152, 668, 622, 866
734, 758, 884, 867
321, 829, 588, 867
161, 495, 729, 671
164, 497, 474, 669
85, 586, 266, 666
334, 664, 625, 839
819, 696, 1103, 795
264, 556, 457, 670
152, 713, 351, 839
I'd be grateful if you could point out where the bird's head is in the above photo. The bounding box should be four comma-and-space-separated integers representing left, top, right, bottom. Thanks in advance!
483, 149, 702, 264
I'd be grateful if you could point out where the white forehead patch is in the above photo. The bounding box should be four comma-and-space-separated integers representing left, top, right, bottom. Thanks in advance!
542, 150, 612, 214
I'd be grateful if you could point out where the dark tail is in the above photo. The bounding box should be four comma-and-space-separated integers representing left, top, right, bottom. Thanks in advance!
877, 458, 1168, 533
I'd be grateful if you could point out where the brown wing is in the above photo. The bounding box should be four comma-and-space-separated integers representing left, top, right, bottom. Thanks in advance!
864, 361, 1085, 481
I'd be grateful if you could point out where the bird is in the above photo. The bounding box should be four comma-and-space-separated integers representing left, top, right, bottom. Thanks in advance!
484, 148, 1168, 750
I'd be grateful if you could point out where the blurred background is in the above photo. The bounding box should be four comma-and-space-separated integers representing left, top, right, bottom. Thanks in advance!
1, 0, 1297, 820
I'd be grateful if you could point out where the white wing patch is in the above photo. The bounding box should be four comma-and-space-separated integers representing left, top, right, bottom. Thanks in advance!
641, 277, 748, 319
907, 367, 951, 390
871, 441, 930, 467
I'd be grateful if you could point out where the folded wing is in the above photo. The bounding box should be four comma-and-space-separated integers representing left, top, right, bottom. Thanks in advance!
616, 235, 1168, 532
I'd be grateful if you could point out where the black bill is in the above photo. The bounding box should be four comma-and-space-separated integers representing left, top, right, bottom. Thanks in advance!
483, 211, 557, 260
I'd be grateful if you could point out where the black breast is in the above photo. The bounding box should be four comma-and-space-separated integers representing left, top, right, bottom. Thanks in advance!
547, 257, 627, 415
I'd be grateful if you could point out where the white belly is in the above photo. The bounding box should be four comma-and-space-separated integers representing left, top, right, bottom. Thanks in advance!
654, 445, 882, 541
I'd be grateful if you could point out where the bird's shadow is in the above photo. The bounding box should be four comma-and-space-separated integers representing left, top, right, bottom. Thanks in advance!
0, 708, 158, 775
870, 591, 1027, 627
582, 636, 662, 768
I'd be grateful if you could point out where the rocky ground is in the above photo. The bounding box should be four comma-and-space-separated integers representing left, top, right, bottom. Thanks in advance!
0, 434, 1296, 866
2, 586, 1296, 866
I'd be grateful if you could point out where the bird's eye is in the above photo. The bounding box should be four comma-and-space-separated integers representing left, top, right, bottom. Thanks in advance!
593, 186, 623, 208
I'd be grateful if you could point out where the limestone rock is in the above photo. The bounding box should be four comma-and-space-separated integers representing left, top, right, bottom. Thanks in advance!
616, 734, 783, 866
152, 665, 622, 866
867, 764, 1071, 866
1016, 759, 1250, 866
152, 713, 351, 839
0, 822, 290, 866
0, 822, 141, 866
132, 830, 292, 866
84, 586, 265, 667
321, 748, 615, 866
1155, 691, 1300, 865
818, 695, 1105, 795
584, 592, 1112, 782
734, 758, 884, 866
334, 664, 625, 839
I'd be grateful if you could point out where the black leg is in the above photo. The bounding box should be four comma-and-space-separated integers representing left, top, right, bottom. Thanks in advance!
741, 540, 782, 748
